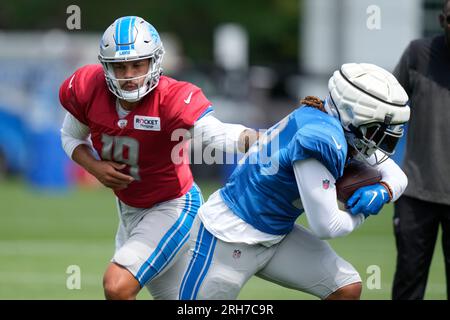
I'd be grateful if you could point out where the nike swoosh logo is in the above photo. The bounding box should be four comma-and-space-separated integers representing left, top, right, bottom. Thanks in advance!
68, 74, 76, 89
184, 92, 193, 104
331, 136, 342, 150
367, 191, 378, 207
380, 188, 387, 201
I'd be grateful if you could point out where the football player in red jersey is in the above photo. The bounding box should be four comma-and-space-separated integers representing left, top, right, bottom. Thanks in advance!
59, 16, 257, 300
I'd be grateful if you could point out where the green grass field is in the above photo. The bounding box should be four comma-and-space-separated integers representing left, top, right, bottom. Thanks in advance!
0, 178, 446, 300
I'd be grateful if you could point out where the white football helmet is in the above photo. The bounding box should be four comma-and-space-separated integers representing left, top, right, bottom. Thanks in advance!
98, 16, 165, 102
326, 63, 410, 164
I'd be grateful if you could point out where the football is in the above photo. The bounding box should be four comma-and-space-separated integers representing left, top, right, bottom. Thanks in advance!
335, 160, 382, 203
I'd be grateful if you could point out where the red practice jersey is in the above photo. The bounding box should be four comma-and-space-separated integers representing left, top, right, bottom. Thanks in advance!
59, 64, 211, 208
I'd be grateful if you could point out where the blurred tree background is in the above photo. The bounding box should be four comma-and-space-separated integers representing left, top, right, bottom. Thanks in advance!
0, 0, 299, 67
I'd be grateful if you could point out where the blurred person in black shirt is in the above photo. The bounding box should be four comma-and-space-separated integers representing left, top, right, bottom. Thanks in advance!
392, 0, 450, 300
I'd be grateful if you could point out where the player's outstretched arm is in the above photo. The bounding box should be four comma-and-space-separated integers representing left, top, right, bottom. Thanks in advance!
189, 114, 258, 153
238, 129, 260, 153
293, 158, 365, 239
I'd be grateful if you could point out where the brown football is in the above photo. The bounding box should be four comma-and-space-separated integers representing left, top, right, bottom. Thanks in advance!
335, 160, 382, 203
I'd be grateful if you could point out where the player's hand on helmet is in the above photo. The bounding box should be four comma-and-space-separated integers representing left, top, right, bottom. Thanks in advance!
89, 160, 134, 190
346, 183, 390, 218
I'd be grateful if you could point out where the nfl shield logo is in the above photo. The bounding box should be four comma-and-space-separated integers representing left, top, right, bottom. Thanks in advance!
232, 249, 241, 259
322, 179, 330, 190
117, 119, 128, 129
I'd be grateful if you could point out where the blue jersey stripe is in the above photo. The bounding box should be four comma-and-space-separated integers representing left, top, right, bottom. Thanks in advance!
139, 231, 191, 286
134, 191, 190, 283
179, 219, 205, 299
179, 222, 217, 300
141, 189, 201, 284
192, 233, 217, 299
196, 106, 214, 121
179, 223, 207, 300
136, 185, 201, 285
135, 184, 202, 286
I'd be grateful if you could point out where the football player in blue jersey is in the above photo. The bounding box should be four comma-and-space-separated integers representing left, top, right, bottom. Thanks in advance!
178, 63, 411, 300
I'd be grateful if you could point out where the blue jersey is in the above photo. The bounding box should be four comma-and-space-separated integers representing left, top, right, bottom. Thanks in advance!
220, 106, 348, 235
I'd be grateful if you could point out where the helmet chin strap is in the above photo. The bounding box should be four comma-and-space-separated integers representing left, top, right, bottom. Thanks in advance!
119, 85, 148, 102
111, 72, 152, 102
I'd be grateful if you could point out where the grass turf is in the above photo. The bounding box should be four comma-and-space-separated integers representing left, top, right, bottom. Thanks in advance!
0, 178, 446, 299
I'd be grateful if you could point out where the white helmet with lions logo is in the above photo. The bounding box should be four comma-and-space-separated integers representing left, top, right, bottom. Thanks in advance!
98, 16, 164, 102
326, 63, 410, 164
